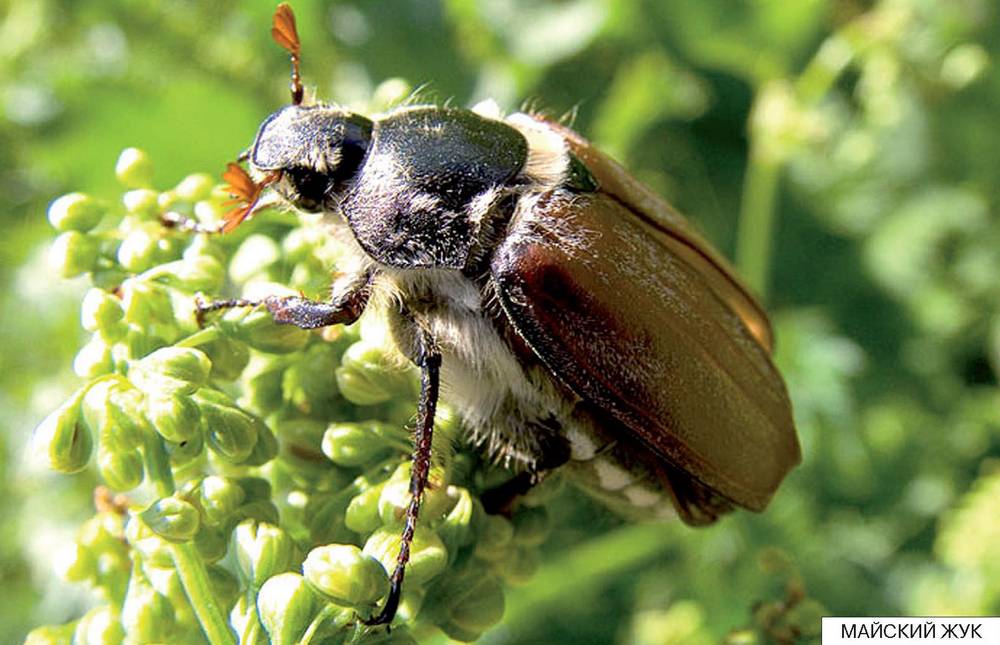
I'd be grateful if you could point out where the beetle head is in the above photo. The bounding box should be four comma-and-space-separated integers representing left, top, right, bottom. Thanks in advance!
249, 105, 372, 212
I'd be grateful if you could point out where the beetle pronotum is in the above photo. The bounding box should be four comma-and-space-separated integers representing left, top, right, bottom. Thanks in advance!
188, 3, 801, 626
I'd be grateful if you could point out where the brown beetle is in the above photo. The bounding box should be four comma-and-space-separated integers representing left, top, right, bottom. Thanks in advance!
195, 3, 800, 625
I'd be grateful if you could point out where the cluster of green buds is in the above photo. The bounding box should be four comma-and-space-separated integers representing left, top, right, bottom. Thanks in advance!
28, 147, 556, 644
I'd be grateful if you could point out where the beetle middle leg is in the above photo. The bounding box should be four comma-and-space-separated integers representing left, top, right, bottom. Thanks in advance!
364, 324, 441, 627
480, 425, 570, 515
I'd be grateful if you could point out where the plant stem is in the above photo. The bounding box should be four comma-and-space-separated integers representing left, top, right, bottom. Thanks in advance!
170, 542, 236, 645
141, 432, 235, 645
736, 24, 863, 299
735, 147, 781, 299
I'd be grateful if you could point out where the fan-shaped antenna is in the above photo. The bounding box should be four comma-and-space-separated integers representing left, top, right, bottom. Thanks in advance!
272, 3, 304, 105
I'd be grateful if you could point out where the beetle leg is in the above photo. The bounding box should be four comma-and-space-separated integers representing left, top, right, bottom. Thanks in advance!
261, 290, 368, 329
481, 471, 536, 516
196, 274, 372, 329
194, 297, 263, 326
481, 441, 568, 516
364, 326, 441, 627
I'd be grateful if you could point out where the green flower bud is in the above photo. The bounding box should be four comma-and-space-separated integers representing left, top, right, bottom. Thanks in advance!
202, 335, 250, 381
117, 225, 162, 273
283, 344, 342, 416
364, 527, 447, 587
473, 514, 514, 562
82, 377, 146, 451
48, 192, 105, 232
97, 447, 144, 491
107, 381, 149, 443
78, 511, 128, 552
335, 341, 408, 405
438, 487, 476, 552
512, 506, 550, 547
302, 491, 357, 546
122, 188, 160, 217
142, 256, 225, 293
234, 499, 281, 525
73, 605, 125, 645
322, 422, 392, 467
50, 230, 100, 278
240, 354, 288, 414
158, 189, 178, 210
270, 425, 327, 486
303, 544, 388, 608
236, 476, 273, 502
194, 389, 258, 463
375, 628, 420, 645
230, 595, 268, 645
121, 566, 175, 642
32, 389, 92, 473
378, 463, 453, 527
520, 470, 565, 507
175, 173, 214, 201
440, 573, 505, 638
194, 524, 229, 563
130, 347, 211, 395
497, 546, 540, 585
144, 391, 200, 443
234, 519, 296, 588
90, 267, 129, 292
371, 77, 413, 112
125, 515, 174, 569
120, 279, 175, 329
230, 234, 281, 283
74, 335, 114, 378
281, 227, 322, 262
220, 307, 311, 354
164, 430, 204, 467
199, 475, 246, 524
143, 567, 195, 626
24, 623, 77, 644
183, 234, 226, 264
241, 420, 278, 466
55, 542, 97, 583
395, 585, 427, 624
345, 482, 386, 535
116, 147, 154, 188
194, 198, 224, 224
140, 496, 201, 543
207, 563, 241, 608
256, 572, 318, 645
81, 288, 125, 335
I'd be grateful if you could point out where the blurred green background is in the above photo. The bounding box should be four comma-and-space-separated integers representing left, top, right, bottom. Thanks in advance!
3, 0, 1000, 642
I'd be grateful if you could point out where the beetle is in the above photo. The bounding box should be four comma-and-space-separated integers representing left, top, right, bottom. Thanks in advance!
189, 3, 801, 626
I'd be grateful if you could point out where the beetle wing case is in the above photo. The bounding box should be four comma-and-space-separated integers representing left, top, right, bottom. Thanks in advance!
490, 124, 800, 513
548, 120, 776, 353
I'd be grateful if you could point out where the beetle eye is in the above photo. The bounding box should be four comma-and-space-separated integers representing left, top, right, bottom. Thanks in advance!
287, 166, 330, 212
329, 118, 371, 191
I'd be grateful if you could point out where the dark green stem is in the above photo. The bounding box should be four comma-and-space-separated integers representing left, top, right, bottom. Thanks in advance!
141, 432, 235, 645
736, 148, 781, 299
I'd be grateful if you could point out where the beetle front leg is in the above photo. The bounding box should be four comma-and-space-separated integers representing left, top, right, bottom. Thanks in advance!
197, 272, 373, 329
262, 290, 368, 329
364, 326, 441, 627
